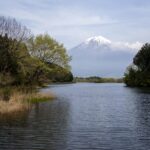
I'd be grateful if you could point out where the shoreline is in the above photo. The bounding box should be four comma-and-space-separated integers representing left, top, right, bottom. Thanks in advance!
0, 86, 55, 120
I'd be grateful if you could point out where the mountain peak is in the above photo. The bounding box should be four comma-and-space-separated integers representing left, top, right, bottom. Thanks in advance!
85, 36, 111, 45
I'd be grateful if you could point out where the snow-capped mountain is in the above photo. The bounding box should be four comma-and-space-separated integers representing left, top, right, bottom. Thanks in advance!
69, 36, 142, 77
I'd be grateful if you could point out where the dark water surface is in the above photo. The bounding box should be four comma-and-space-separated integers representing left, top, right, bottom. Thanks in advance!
1, 83, 150, 150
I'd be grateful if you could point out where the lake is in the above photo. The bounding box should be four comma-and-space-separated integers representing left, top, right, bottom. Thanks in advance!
0, 83, 150, 150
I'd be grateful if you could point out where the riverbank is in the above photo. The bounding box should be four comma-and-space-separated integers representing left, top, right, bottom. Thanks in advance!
0, 87, 55, 118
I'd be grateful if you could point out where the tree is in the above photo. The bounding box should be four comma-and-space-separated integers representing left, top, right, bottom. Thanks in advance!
0, 16, 73, 86
46, 63, 73, 82
133, 43, 150, 72
28, 34, 71, 70
124, 43, 150, 87
0, 34, 33, 85
0, 16, 31, 42
0, 16, 32, 75
0, 33, 51, 85
0, 16, 35, 85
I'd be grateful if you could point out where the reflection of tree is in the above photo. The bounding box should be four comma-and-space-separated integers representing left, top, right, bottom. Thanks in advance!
0, 109, 31, 149
28, 98, 71, 149
0, 110, 29, 127
132, 88, 150, 145
0, 98, 71, 149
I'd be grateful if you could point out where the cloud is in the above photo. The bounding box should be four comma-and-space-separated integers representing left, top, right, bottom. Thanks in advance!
111, 41, 142, 52
82, 36, 143, 53
0, 0, 150, 49
69, 35, 142, 77
0, 0, 117, 49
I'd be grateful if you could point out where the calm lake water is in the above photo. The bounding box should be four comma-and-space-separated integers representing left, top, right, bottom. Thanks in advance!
1, 83, 150, 150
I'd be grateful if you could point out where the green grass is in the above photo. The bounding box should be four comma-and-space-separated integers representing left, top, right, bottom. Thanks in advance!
0, 87, 55, 117
27, 93, 55, 103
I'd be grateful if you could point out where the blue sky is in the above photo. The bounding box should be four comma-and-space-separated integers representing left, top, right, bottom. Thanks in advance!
0, 0, 150, 49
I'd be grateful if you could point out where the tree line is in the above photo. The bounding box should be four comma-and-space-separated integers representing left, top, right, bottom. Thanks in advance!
0, 16, 73, 87
75, 77, 123, 83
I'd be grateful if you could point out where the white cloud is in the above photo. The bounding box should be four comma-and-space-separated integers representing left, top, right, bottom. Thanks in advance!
69, 35, 142, 77
112, 41, 143, 52
82, 36, 143, 53
0, 0, 149, 50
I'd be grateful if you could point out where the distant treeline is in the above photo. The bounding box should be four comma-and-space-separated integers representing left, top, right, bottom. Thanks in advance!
0, 16, 73, 87
75, 76, 123, 83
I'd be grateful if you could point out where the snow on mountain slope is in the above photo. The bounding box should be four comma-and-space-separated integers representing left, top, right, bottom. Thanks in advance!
69, 36, 142, 77
85, 36, 111, 45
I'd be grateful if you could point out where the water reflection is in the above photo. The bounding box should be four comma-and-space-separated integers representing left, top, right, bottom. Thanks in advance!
131, 88, 150, 149
0, 110, 29, 127
0, 83, 150, 150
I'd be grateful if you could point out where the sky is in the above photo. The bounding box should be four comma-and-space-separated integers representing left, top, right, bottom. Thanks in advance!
0, 0, 150, 49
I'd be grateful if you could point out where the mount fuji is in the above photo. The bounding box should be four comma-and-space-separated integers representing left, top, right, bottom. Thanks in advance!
69, 36, 142, 77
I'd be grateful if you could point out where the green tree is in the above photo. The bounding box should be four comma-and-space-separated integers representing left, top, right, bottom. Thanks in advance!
133, 43, 150, 72
0, 16, 32, 85
124, 43, 150, 87
0, 16, 73, 86
28, 34, 71, 70
0, 16, 43, 86
0, 34, 33, 85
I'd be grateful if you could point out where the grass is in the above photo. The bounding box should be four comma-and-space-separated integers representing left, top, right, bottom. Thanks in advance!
0, 92, 30, 115
26, 92, 55, 103
0, 88, 55, 119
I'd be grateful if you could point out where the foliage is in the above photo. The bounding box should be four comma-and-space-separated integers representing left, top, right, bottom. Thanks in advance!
28, 34, 71, 70
133, 43, 150, 72
0, 34, 30, 85
46, 63, 73, 82
0, 16, 73, 86
124, 43, 150, 87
